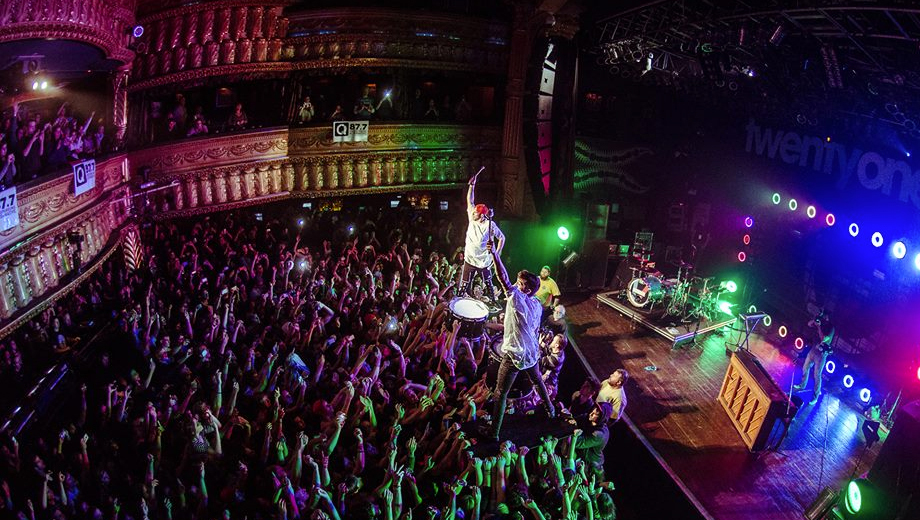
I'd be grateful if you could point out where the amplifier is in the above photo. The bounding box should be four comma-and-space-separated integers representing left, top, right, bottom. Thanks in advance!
718, 350, 787, 451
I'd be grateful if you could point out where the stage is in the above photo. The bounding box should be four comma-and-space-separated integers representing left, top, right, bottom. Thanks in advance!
595, 290, 737, 349
566, 292, 884, 520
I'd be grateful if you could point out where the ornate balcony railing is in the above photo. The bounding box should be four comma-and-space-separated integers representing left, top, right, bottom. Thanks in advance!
0, 155, 131, 324
128, 4, 508, 90
129, 124, 502, 217
0, 0, 137, 63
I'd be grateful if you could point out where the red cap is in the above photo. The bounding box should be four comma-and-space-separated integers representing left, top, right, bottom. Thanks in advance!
475, 204, 489, 215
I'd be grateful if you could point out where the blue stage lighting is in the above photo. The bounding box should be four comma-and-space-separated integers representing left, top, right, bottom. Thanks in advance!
849, 223, 859, 237
825, 360, 836, 374
893, 241, 907, 259
915, 253, 920, 271
843, 374, 855, 388
872, 232, 884, 247
859, 388, 872, 403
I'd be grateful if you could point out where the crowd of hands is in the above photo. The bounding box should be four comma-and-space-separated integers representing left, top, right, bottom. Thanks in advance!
0, 207, 615, 520
1, 101, 108, 186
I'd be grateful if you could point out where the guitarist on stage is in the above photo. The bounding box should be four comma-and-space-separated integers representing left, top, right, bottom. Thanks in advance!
793, 308, 836, 405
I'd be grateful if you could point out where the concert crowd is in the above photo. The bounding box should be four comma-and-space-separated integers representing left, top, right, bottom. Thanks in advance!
0, 205, 617, 520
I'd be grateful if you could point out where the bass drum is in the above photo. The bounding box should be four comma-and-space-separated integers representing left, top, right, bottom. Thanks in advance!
485, 335, 535, 401
626, 275, 669, 308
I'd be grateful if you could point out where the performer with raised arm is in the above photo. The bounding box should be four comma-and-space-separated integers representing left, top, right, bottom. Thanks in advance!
480, 241, 555, 440
793, 307, 836, 405
459, 168, 505, 303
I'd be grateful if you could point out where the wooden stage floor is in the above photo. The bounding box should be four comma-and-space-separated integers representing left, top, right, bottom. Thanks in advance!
566, 293, 883, 520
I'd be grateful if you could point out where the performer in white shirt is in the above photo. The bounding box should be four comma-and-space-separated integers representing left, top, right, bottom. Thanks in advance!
459, 169, 504, 303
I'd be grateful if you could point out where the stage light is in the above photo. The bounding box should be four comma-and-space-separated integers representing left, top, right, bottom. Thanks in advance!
871, 232, 884, 247
744, 216, 754, 228
826, 213, 836, 226
718, 301, 734, 315
859, 388, 872, 403
737, 251, 747, 262
845, 479, 863, 515
40, 80, 47, 90
743, 234, 751, 245
772, 193, 782, 204
788, 199, 798, 211
778, 325, 788, 337
806, 205, 817, 218
763, 315, 772, 326
31, 81, 38, 90
892, 241, 906, 259
849, 223, 859, 237
346, 224, 356, 235
132, 25, 145, 38
557, 226, 570, 241
725, 281, 738, 293
296, 218, 304, 227
843, 374, 854, 388
917, 366, 920, 381
825, 360, 836, 374
794, 337, 805, 349
915, 253, 920, 270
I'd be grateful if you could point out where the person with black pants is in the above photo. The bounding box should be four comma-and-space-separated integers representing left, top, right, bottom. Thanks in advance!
480, 242, 555, 440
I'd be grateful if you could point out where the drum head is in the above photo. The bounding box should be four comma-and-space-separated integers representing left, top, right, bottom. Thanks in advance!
450, 297, 490, 320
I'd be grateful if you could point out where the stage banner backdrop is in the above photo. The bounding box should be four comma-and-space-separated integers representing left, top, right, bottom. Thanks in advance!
0, 186, 18, 231
332, 121, 369, 143
73, 159, 96, 196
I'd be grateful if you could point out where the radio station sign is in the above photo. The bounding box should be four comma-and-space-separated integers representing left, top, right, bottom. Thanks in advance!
73, 158, 96, 196
332, 121, 369, 143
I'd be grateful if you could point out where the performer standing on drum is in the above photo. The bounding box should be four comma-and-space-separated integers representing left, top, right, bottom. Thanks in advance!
480, 242, 555, 441
459, 169, 504, 303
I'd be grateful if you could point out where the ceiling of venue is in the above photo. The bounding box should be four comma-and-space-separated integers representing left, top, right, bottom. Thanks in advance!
584, 0, 920, 134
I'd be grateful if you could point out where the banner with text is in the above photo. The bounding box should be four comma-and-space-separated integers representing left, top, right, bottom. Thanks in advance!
73, 159, 96, 196
0, 186, 18, 232
332, 121, 369, 143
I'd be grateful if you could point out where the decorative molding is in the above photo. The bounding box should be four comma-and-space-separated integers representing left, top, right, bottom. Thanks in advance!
127, 5, 508, 90
0, 156, 129, 252
0, 0, 136, 63
130, 129, 288, 173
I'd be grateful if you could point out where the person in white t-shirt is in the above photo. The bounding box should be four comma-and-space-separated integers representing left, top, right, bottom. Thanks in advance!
597, 368, 629, 423
459, 170, 504, 302
480, 241, 555, 440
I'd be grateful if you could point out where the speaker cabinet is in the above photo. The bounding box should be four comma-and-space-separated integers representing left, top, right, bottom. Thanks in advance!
868, 399, 920, 519
717, 350, 787, 451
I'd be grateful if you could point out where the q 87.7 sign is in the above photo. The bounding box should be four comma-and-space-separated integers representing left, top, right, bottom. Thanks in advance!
73, 159, 96, 196
0, 186, 19, 232
332, 121, 369, 143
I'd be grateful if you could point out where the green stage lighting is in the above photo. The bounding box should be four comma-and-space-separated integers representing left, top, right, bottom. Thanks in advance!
772, 193, 781, 204
845, 479, 863, 515
725, 281, 738, 293
557, 226, 570, 241
718, 301, 735, 315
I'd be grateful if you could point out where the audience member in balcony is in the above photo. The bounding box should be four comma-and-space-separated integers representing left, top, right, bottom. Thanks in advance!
424, 99, 440, 121
187, 116, 209, 137
330, 104, 344, 121
18, 122, 46, 180
0, 141, 16, 188
227, 103, 248, 130
172, 93, 188, 131
455, 95, 473, 123
297, 96, 315, 123
66, 111, 95, 160
354, 87, 375, 119
410, 88, 426, 119
440, 95, 454, 121
375, 91, 395, 120
160, 117, 181, 141
44, 126, 70, 172
86, 121, 108, 157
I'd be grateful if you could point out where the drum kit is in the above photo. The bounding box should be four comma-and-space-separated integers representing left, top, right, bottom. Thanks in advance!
623, 249, 722, 322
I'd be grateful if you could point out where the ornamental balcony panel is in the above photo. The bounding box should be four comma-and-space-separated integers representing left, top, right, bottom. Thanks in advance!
128, 5, 508, 91
0, 0, 137, 63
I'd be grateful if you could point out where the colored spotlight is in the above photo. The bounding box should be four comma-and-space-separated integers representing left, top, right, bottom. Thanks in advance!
725, 281, 738, 293
825, 213, 835, 226
772, 193, 781, 204
843, 374, 855, 388
778, 325, 788, 338
557, 226, 570, 241
744, 216, 754, 228
825, 360, 836, 374
846, 480, 863, 515
742, 234, 751, 245
871, 232, 884, 248
915, 253, 920, 271
717, 301, 735, 315
859, 388, 872, 403
794, 337, 804, 349
806, 205, 817, 218
788, 199, 798, 211
737, 251, 747, 262
849, 223, 859, 237
893, 241, 906, 259
763, 315, 772, 327
917, 366, 920, 381
748, 304, 757, 313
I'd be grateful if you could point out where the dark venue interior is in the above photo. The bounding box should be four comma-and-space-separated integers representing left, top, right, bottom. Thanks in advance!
1, 1, 919, 519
